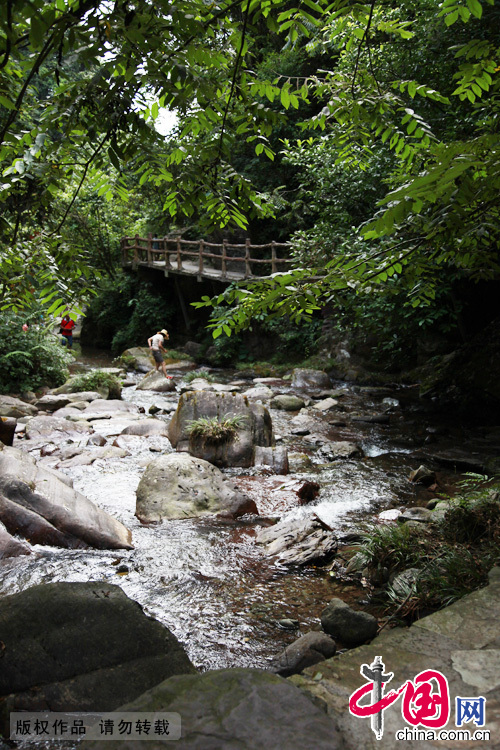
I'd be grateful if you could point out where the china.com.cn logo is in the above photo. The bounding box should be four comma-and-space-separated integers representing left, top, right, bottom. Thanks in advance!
348, 656, 487, 741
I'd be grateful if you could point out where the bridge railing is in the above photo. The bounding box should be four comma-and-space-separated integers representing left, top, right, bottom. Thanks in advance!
120, 234, 293, 279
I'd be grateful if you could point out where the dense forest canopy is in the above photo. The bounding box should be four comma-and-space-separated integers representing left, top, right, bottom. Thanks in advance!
0, 0, 499, 338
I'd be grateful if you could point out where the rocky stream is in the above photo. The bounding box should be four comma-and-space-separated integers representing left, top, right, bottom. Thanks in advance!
1, 348, 500, 748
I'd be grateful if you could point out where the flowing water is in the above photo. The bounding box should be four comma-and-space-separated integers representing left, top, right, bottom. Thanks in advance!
0, 351, 474, 671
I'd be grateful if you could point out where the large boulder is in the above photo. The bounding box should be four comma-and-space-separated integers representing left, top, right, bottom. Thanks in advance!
271, 632, 337, 677
320, 598, 378, 646
118, 346, 154, 372
168, 391, 273, 468
82, 668, 340, 750
0, 395, 38, 418
256, 516, 337, 565
0, 445, 132, 549
0, 582, 195, 736
291, 369, 331, 390
136, 453, 256, 522
136, 370, 176, 392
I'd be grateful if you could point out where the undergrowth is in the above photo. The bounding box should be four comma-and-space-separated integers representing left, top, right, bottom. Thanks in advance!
70, 371, 122, 399
355, 474, 500, 623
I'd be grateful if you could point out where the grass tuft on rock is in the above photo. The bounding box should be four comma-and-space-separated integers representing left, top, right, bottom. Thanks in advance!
186, 415, 247, 444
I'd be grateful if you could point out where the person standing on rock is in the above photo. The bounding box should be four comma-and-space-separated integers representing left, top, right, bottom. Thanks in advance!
148, 329, 172, 379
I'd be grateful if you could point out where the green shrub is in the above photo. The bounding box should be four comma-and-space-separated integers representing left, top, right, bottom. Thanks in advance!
358, 476, 500, 622
183, 370, 216, 384
186, 415, 247, 443
70, 370, 122, 399
0, 312, 72, 393
357, 522, 430, 575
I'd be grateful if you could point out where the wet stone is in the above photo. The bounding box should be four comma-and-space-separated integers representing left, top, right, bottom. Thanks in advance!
320, 598, 378, 646
271, 631, 337, 677
0, 582, 195, 737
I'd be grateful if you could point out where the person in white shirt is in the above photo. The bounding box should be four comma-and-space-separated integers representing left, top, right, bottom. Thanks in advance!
147, 328, 172, 379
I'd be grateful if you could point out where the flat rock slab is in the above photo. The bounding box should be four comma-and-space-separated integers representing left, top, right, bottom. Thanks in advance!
318, 441, 362, 460
35, 392, 103, 411
87, 417, 146, 438
121, 420, 170, 437
82, 399, 139, 414
24, 415, 93, 440
256, 515, 337, 565
312, 398, 339, 412
82, 668, 340, 750
0, 395, 38, 418
0, 582, 195, 736
0, 445, 132, 549
55, 446, 130, 468
290, 567, 500, 749
289, 412, 321, 436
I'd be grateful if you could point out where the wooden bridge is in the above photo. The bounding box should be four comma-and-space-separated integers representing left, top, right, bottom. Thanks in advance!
121, 234, 292, 282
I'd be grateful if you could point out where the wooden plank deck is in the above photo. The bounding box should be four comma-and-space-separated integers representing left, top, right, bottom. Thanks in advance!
121, 235, 292, 282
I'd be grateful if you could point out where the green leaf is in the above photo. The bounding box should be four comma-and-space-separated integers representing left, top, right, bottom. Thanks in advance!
281, 87, 291, 109
0, 96, 15, 110
466, 0, 483, 17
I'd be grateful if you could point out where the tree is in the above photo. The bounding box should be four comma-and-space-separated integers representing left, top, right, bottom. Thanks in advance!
0, 0, 328, 313
193, 0, 500, 336
1, 0, 499, 327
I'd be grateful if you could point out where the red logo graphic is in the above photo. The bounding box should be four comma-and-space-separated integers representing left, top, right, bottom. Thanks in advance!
349, 657, 450, 740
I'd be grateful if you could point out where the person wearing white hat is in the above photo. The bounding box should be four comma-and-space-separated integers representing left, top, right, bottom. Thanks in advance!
147, 328, 172, 379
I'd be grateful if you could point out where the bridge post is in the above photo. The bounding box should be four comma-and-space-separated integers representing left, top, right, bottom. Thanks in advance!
176, 236, 182, 270
177, 235, 182, 271
133, 234, 139, 269
245, 238, 251, 278
147, 233, 153, 264
271, 241, 277, 274
163, 236, 170, 277
198, 240, 204, 282
222, 239, 227, 279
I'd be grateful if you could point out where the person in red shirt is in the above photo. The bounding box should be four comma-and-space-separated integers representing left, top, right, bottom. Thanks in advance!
60, 314, 76, 349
